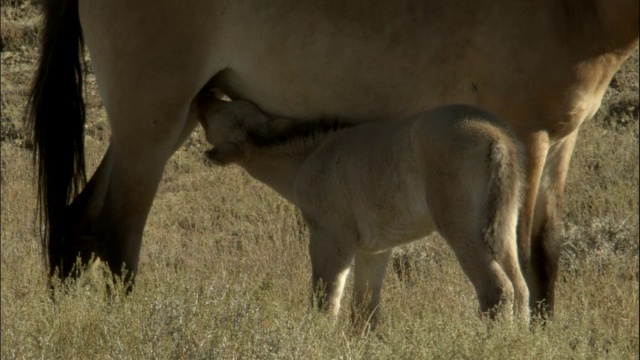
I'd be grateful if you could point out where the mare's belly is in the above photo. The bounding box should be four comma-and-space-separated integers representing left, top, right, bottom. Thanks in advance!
216, 1, 479, 122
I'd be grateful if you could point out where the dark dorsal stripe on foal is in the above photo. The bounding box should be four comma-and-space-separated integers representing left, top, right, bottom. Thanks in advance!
246, 117, 357, 154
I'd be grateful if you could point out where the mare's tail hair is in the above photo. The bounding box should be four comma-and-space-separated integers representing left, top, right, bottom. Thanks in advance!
27, 0, 87, 277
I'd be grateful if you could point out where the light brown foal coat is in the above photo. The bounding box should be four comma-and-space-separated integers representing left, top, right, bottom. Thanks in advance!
198, 97, 529, 328
30, 0, 637, 312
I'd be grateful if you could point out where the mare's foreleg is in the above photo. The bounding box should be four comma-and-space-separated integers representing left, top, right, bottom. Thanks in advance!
526, 132, 578, 317
516, 132, 550, 316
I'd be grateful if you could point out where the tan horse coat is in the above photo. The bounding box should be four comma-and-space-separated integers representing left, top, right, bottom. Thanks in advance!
29, 0, 637, 315
198, 97, 529, 327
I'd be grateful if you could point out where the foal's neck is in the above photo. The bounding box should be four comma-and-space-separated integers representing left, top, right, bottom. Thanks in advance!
247, 117, 353, 158
242, 156, 308, 204
241, 118, 354, 204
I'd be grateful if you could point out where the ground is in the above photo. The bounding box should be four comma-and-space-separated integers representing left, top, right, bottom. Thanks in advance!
1, 2, 638, 358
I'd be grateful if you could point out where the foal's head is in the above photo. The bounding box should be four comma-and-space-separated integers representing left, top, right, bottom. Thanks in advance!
197, 94, 356, 165
196, 94, 273, 165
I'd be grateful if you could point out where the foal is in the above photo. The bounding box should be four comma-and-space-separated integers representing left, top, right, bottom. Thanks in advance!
196, 95, 529, 328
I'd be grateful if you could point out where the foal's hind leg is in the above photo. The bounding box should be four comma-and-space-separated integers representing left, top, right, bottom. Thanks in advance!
447, 237, 515, 319
352, 250, 392, 330
498, 244, 530, 322
308, 225, 357, 318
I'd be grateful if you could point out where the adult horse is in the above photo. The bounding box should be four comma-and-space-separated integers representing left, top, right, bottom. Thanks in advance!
29, 0, 638, 317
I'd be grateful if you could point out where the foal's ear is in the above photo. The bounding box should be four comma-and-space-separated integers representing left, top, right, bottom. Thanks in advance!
205, 143, 243, 166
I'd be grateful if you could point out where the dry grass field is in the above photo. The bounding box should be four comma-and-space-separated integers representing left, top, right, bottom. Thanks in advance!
2, 2, 638, 359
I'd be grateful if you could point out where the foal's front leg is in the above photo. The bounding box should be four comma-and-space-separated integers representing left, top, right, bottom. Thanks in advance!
308, 225, 357, 318
352, 250, 392, 331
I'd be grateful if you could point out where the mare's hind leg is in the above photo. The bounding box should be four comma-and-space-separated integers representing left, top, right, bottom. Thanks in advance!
352, 250, 392, 330
308, 225, 357, 318
64, 114, 199, 276
68, 2, 222, 287
77, 102, 199, 286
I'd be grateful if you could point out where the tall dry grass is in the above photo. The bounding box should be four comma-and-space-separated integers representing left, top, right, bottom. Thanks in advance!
2, 2, 638, 358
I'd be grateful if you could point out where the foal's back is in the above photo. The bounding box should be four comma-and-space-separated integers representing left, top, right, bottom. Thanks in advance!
292, 104, 522, 251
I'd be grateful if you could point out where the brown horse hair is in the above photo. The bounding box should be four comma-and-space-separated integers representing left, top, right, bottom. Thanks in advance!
244, 117, 358, 157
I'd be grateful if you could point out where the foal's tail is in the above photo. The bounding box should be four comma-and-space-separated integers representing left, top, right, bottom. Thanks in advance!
484, 137, 529, 319
27, 0, 86, 277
